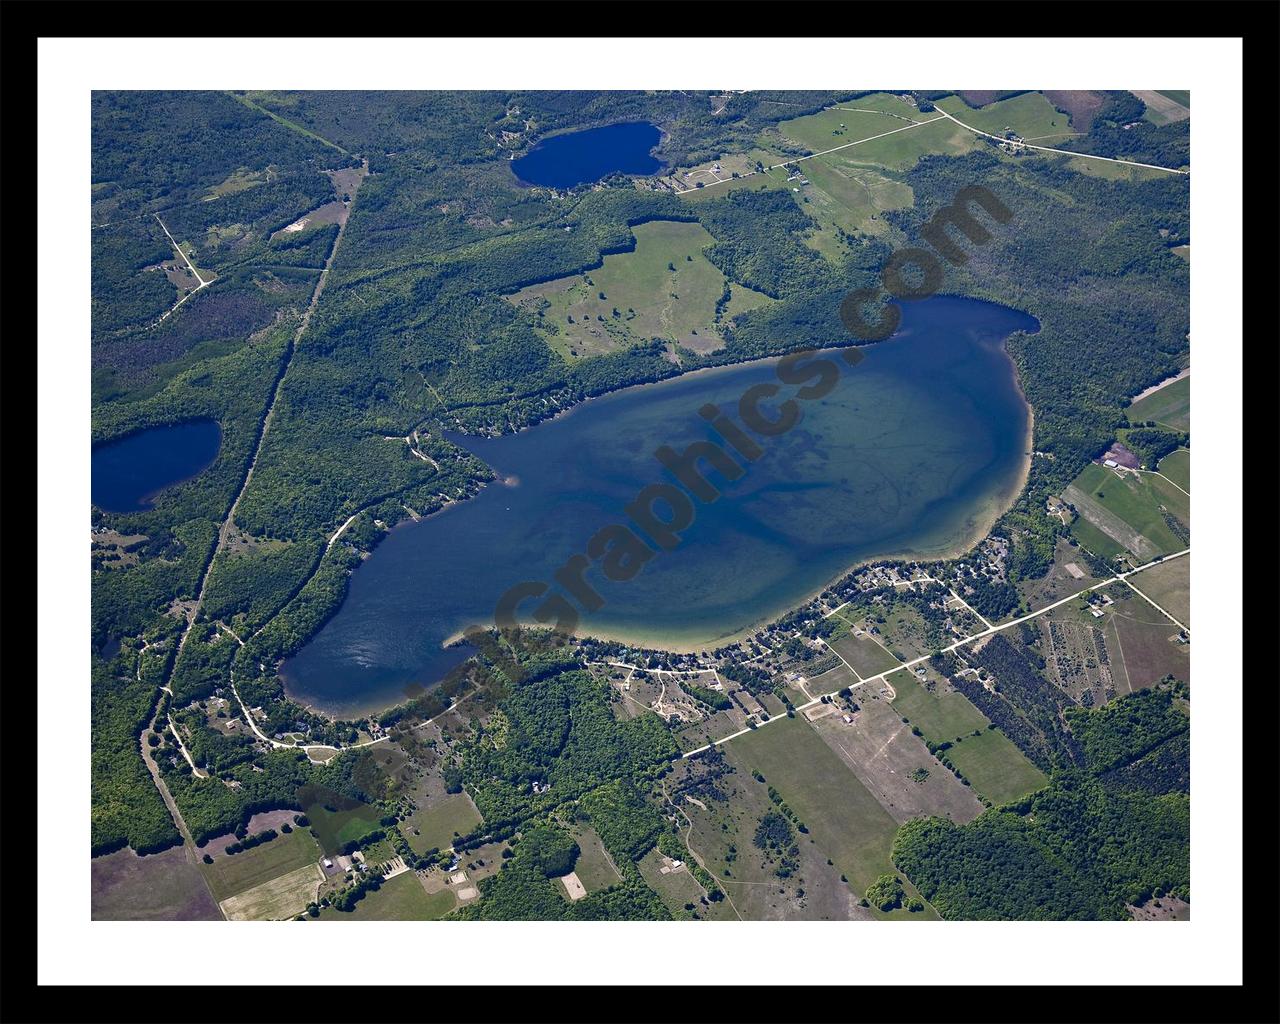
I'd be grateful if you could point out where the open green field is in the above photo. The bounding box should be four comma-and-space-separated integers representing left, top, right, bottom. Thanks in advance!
636, 847, 711, 918
1158, 90, 1191, 108
508, 220, 769, 360
827, 626, 903, 679
944, 730, 1048, 806
1064, 464, 1187, 562
403, 793, 483, 855
888, 668, 1046, 805
889, 668, 989, 739
725, 715, 932, 916
568, 824, 622, 892
1129, 555, 1190, 627
304, 799, 382, 856
1129, 376, 1189, 431
798, 156, 914, 242
200, 827, 324, 903
776, 99, 920, 153
317, 871, 456, 921
939, 92, 1077, 142
1129, 376, 1190, 431
1157, 449, 1190, 492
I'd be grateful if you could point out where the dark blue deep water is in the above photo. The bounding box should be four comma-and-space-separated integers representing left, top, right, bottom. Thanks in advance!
511, 122, 663, 188
92, 419, 222, 512
283, 296, 1038, 718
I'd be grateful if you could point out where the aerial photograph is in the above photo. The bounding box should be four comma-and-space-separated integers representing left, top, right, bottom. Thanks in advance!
88, 87, 1192, 925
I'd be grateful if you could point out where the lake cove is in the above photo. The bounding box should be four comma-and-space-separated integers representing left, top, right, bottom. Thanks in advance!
511, 122, 663, 188
91, 419, 222, 513
282, 296, 1039, 718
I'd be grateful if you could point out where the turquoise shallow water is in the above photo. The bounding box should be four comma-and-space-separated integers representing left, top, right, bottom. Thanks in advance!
282, 295, 1038, 717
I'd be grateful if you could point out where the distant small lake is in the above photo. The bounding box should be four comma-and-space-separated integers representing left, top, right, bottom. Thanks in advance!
92, 419, 221, 513
511, 122, 663, 188
283, 296, 1039, 718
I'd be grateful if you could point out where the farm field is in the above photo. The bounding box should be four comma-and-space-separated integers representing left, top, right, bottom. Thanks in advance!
944, 729, 1049, 806
91, 846, 222, 921
1133, 90, 1191, 125
807, 685, 985, 825
677, 753, 874, 921
507, 220, 769, 360
1129, 375, 1190, 431
888, 666, 1046, 805
200, 826, 325, 903
316, 871, 455, 921
403, 792, 483, 855
938, 92, 1078, 143
1064, 463, 1188, 563
826, 626, 903, 679
1129, 555, 1191, 628
724, 715, 935, 916
1157, 449, 1190, 492
220, 863, 320, 921
1091, 583, 1190, 692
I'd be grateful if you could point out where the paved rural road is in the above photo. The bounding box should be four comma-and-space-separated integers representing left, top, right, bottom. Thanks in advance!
675, 114, 946, 195
929, 104, 1189, 174
682, 548, 1191, 757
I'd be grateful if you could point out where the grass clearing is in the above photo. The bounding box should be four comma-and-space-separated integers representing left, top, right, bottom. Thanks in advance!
827, 626, 902, 679
403, 792, 483, 855
1064, 464, 1186, 562
567, 824, 622, 892
636, 847, 707, 918
1129, 375, 1190, 431
809, 687, 984, 825
1128, 555, 1190, 627
200, 827, 325, 903
889, 667, 1046, 805
1157, 449, 1190, 492
725, 715, 933, 916
939, 92, 1076, 141
944, 730, 1049, 806
317, 871, 456, 921
508, 220, 770, 361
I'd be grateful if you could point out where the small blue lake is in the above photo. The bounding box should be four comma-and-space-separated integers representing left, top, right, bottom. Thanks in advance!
511, 121, 663, 188
92, 419, 222, 513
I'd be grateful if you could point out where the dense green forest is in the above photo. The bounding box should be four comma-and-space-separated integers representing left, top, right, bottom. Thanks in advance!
892, 686, 1190, 919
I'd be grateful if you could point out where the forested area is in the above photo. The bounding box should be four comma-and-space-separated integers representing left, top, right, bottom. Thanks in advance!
1056, 92, 1190, 168
893, 686, 1190, 919
91, 655, 181, 855
452, 668, 677, 831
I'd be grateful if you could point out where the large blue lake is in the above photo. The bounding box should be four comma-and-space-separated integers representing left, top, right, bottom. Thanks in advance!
92, 419, 222, 513
282, 296, 1038, 718
511, 121, 663, 188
